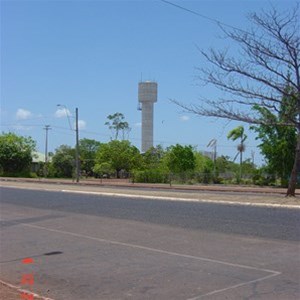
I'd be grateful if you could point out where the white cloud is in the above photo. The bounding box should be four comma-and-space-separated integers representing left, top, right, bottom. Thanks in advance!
77, 120, 86, 130
179, 115, 190, 122
16, 108, 32, 120
134, 122, 142, 127
55, 108, 72, 118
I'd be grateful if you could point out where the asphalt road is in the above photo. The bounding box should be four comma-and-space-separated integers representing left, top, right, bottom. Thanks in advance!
0, 187, 299, 299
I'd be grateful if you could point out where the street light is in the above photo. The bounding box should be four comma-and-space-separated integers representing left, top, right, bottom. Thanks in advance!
56, 104, 72, 130
207, 139, 217, 178
44, 125, 51, 177
57, 104, 80, 183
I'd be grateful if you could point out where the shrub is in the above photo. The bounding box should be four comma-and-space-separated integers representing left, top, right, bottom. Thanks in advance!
132, 169, 169, 183
252, 169, 276, 186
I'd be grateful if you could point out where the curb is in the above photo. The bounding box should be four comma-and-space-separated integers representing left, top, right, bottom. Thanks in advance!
60, 189, 300, 210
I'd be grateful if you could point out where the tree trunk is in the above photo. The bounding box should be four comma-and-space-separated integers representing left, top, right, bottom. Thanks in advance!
116, 169, 121, 179
240, 142, 243, 183
286, 129, 300, 197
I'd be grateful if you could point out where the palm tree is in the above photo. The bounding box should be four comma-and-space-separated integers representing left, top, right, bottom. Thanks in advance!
227, 126, 247, 183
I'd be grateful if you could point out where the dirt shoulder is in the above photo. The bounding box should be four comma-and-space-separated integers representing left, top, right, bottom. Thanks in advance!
0, 176, 293, 194
0, 281, 51, 300
0, 283, 20, 300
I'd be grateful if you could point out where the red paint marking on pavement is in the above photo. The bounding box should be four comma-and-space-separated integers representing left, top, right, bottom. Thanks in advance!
21, 274, 35, 285
20, 292, 35, 299
22, 258, 34, 264
20, 258, 35, 298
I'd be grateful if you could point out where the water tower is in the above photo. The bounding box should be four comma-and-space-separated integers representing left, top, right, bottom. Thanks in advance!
138, 81, 158, 152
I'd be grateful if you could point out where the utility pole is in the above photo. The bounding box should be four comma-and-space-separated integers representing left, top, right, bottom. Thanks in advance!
44, 125, 51, 177
57, 104, 80, 183
213, 141, 217, 178
75, 107, 80, 183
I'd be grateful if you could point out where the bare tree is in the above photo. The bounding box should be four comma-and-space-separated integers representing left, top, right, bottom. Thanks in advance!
172, 6, 300, 196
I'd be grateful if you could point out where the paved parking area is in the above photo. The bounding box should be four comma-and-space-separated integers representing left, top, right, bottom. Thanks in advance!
1, 185, 299, 299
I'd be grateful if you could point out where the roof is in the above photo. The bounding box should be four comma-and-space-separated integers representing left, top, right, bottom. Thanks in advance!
32, 152, 46, 163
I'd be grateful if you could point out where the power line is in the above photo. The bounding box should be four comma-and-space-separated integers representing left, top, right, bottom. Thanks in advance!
1, 123, 259, 149
0, 124, 45, 128
160, 0, 251, 34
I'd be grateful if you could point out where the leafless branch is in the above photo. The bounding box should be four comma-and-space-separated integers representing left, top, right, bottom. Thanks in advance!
175, 6, 300, 130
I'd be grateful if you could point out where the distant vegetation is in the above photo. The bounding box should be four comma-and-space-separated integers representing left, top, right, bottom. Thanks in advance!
0, 131, 296, 188
0, 132, 36, 177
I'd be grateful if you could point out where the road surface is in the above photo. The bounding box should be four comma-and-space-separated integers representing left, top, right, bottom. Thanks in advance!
1, 187, 299, 299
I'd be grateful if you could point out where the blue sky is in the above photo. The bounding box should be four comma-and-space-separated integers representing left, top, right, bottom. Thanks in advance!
1, 0, 297, 165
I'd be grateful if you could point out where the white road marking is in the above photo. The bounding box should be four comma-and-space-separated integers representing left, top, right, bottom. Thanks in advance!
187, 272, 280, 299
20, 222, 281, 274
13, 221, 281, 299
0, 279, 55, 300
60, 188, 300, 209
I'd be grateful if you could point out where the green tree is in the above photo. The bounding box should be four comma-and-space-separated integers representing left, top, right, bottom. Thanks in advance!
134, 145, 168, 184
194, 151, 214, 183
165, 144, 196, 174
251, 90, 297, 187
79, 138, 101, 176
105, 112, 131, 140
215, 155, 231, 174
142, 145, 165, 169
93, 162, 115, 178
0, 132, 36, 176
194, 152, 213, 172
94, 140, 141, 177
227, 126, 247, 182
51, 145, 75, 178
241, 159, 257, 177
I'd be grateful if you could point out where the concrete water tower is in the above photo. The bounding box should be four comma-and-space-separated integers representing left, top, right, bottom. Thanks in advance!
138, 81, 158, 152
